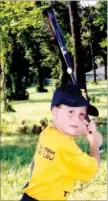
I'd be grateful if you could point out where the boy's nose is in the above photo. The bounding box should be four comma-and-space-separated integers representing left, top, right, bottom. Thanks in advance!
73, 114, 80, 121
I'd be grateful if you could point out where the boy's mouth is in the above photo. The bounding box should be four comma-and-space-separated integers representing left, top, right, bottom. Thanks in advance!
70, 125, 78, 128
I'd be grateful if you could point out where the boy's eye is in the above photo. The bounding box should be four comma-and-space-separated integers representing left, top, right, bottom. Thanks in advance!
80, 113, 86, 118
69, 110, 73, 114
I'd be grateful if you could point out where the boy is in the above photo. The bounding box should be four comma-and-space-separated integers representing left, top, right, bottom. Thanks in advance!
20, 83, 102, 201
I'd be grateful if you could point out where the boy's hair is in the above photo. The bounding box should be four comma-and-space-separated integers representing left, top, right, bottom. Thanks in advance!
51, 84, 99, 117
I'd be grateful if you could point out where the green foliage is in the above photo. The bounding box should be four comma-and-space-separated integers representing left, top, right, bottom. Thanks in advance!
81, 0, 107, 73
0, 0, 107, 103
1, 119, 9, 134
94, 0, 107, 31
100, 37, 107, 48
1, 1, 55, 99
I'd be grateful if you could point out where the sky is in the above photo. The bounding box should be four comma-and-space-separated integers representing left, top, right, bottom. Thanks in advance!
80, 0, 98, 6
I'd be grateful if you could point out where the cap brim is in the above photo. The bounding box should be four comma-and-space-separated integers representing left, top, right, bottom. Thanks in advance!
88, 105, 99, 117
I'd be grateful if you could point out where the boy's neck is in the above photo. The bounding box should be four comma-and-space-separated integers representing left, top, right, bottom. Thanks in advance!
51, 122, 57, 129
51, 122, 68, 136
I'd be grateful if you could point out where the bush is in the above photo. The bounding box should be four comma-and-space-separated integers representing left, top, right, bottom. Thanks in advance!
5, 89, 29, 101
36, 86, 48, 92
4, 101, 16, 112
1, 119, 9, 134
15, 90, 29, 100
90, 96, 100, 103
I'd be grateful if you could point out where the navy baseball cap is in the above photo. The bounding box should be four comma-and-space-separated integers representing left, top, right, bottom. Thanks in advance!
51, 84, 99, 117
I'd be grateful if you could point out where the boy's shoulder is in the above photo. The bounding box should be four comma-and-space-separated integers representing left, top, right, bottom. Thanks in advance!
40, 126, 77, 148
38, 126, 83, 157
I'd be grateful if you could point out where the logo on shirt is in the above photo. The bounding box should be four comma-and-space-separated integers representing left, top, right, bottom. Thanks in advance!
63, 190, 70, 197
37, 143, 55, 161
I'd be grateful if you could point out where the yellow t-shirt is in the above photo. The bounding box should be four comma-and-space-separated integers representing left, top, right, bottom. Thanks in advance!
23, 126, 98, 200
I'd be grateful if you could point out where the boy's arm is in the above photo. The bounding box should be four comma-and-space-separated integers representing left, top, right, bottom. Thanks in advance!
88, 137, 100, 166
61, 137, 99, 182
85, 120, 103, 167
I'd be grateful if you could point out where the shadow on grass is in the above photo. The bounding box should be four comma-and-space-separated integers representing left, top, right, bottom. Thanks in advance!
1, 144, 35, 165
88, 88, 107, 95
29, 99, 51, 103
96, 105, 107, 110
89, 92, 107, 98
1, 135, 38, 168
12, 98, 51, 105
1, 132, 107, 170
96, 117, 107, 123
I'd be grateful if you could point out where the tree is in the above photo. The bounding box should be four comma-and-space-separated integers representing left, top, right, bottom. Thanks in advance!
0, 1, 32, 104
94, 0, 107, 79
67, 1, 86, 88
0, 1, 57, 100
81, 5, 98, 82
81, 1, 107, 80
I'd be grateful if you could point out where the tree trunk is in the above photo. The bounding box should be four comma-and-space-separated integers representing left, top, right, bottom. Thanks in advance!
90, 42, 97, 83
37, 65, 44, 92
104, 62, 107, 80
103, 57, 107, 80
1, 62, 7, 110
67, 1, 86, 87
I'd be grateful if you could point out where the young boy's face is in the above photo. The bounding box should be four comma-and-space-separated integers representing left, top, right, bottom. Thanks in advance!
52, 104, 87, 136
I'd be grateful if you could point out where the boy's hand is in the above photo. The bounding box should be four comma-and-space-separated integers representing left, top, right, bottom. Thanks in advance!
84, 120, 103, 147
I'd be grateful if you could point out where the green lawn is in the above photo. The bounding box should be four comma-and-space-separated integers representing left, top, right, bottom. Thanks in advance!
1, 80, 107, 200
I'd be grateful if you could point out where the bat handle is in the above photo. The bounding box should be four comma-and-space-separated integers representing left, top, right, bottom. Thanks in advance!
99, 146, 104, 153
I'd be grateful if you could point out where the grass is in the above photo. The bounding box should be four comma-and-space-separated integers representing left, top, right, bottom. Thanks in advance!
1, 80, 107, 200
1, 135, 38, 200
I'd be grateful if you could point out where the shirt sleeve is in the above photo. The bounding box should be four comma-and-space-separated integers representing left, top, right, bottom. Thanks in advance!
61, 139, 98, 182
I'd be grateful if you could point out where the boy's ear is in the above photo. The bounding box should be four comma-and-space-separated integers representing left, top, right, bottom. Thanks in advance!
52, 106, 58, 117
